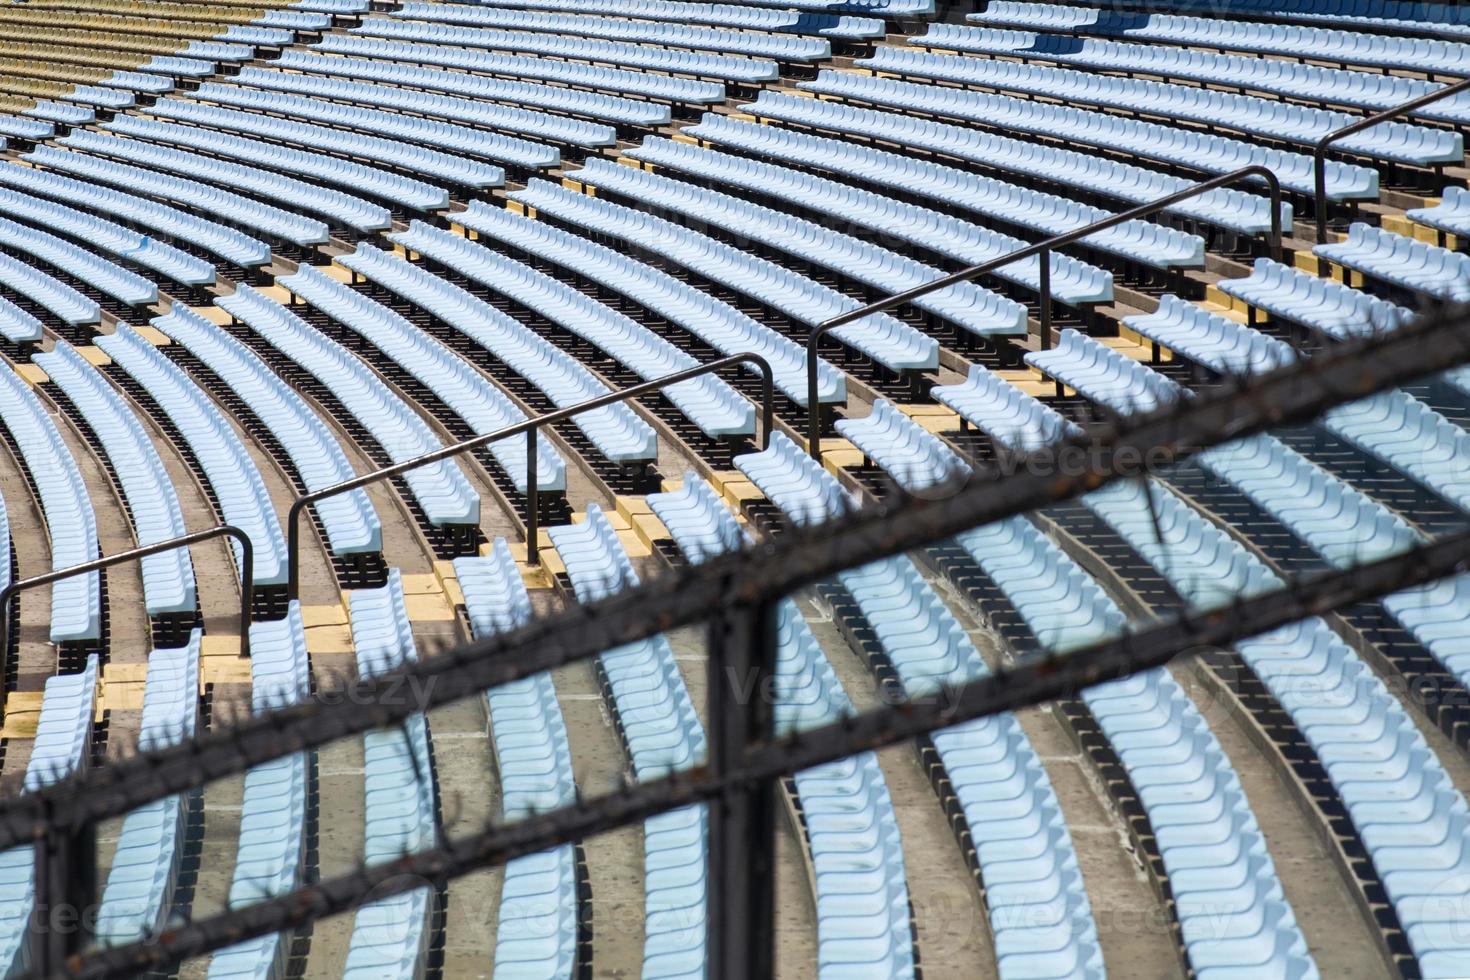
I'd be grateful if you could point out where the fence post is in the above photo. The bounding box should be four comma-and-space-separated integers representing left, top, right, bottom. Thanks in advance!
705, 599, 778, 978
31, 815, 95, 974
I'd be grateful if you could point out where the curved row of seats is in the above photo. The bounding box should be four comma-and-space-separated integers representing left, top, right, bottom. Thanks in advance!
334, 243, 659, 467
343, 571, 438, 979
147, 97, 507, 191
1062, 0, 1470, 38
91, 115, 443, 216
1122, 296, 1298, 377
0, 214, 157, 308
391, 1, 833, 61
207, 604, 312, 980
1315, 224, 1470, 302
0, 655, 98, 977
920, 25, 1470, 125
312, 33, 727, 106
797, 70, 1379, 201
569, 154, 1049, 326
94, 632, 201, 948
0, 250, 97, 330
217, 283, 481, 529
0, 186, 215, 288
387, 220, 757, 439
355, 18, 780, 84
507, 180, 940, 375
730, 433, 1103, 979
278, 264, 567, 495
1027, 329, 1189, 416
150, 303, 383, 557
96, 323, 288, 587
34, 340, 195, 616
547, 507, 709, 979
0, 362, 100, 642
270, 50, 671, 128
967, 2, 1470, 75
835, 399, 972, 495
1085, 479, 1470, 977
452, 200, 845, 407
1217, 258, 1413, 340
455, 540, 582, 980
956, 512, 1317, 979
933, 366, 1082, 453
0, 160, 271, 270
863, 46, 1462, 166
647, 476, 919, 977
456, 0, 885, 40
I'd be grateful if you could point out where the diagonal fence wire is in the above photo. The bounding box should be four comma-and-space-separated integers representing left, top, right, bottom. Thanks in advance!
4, 299, 1470, 856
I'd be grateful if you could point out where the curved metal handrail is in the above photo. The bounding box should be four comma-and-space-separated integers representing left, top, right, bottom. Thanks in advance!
806, 165, 1285, 461
1314, 75, 1470, 245
0, 524, 255, 688
286, 353, 775, 597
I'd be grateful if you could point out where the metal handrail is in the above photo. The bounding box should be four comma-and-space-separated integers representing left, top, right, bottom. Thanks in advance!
0, 524, 255, 682
286, 353, 775, 597
1314, 75, 1470, 245
806, 165, 1284, 461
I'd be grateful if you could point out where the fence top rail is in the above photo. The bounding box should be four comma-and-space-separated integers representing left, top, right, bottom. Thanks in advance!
0, 300, 1467, 850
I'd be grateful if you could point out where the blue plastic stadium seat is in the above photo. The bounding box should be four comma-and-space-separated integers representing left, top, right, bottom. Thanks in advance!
0, 187, 214, 287
835, 400, 972, 494
932, 365, 1081, 453
391, 1, 832, 61
335, 243, 658, 467
218, 284, 481, 528
344, 572, 437, 980
95, 633, 201, 948
152, 304, 383, 556
451, 0, 884, 39
796, 71, 1378, 201
569, 155, 1041, 329
507, 180, 940, 374
279, 264, 566, 494
87, 115, 440, 215
959, 513, 1316, 978
686, 113, 1209, 269
386, 221, 756, 440
0, 362, 99, 642
313, 33, 726, 105
548, 507, 708, 979
1085, 478, 1470, 977
272, 49, 672, 127
0, 294, 40, 345
0, 160, 271, 269
1123, 295, 1299, 376
354, 18, 780, 83
1217, 258, 1413, 340
626, 137, 1134, 294
0, 657, 99, 975
96, 324, 289, 587
455, 540, 581, 980
1026, 329, 1189, 415
1018, 0, 1470, 39
724, 443, 1102, 978
221, 69, 615, 150
0, 214, 156, 306
1322, 391, 1470, 518
1315, 223, 1470, 302
145, 97, 505, 189
36, 141, 334, 247
966, 2, 1470, 76
1408, 188, 1470, 239
860, 46, 1463, 167
35, 341, 195, 616
0, 250, 98, 327
919, 24, 1470, 126
451, 200, 845, 406
209, 606, 312, 980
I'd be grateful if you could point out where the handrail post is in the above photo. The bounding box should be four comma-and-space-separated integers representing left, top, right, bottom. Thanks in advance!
0, 525, 255, 701
1039, 247, 1052, 351
1314, 75, 1470, 247
526, 426, 539, 567
282, 355, 776, 586
803, 166, 1284, 464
